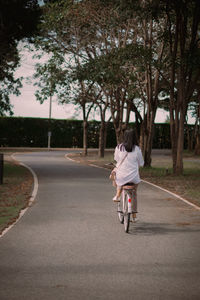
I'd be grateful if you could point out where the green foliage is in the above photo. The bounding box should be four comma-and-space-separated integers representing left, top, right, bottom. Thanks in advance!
0, 0, 41, 115
74, 44, 152, 85
34, 54, 69, 104
0, 76, 22, 117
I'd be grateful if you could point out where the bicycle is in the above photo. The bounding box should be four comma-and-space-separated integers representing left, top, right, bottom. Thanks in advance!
117, 183, 137, 233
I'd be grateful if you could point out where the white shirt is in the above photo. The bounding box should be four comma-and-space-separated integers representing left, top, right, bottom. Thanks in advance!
114, 144, 144, 186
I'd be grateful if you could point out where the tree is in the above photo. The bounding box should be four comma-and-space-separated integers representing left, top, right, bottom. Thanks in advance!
162, 0, 200, 174
34, 54, 69, 104
35, 0, 200, 171
0, 0, 40, 115
189, 96, 200, 155
70, 1, 142, 147
130, 10, 166, 167
34, 0, 117, 155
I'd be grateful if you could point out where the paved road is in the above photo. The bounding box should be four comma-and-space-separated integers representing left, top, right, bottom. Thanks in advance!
0, 151, 200, 300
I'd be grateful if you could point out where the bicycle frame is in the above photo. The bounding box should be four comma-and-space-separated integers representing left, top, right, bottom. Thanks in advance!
124, 189, 134, 213
117, 185, 136, 233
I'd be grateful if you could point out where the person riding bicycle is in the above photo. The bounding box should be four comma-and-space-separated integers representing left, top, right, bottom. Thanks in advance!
112, 129, 144, 218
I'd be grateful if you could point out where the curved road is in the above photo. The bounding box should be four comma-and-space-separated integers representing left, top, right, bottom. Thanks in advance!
0, 151, 200, 300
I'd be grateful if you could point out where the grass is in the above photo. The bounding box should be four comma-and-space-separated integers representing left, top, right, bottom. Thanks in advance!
140, 166, 200, 206
0, 161, 33, 234
141, 153, 200, 206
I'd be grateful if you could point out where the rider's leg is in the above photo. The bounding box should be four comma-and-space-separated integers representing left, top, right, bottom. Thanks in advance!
113, 186, 122, 202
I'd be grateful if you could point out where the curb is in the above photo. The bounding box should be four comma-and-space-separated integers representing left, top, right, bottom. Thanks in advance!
65, 153, 200, 211
141, 179, 200, 211
0, 155, 39, 238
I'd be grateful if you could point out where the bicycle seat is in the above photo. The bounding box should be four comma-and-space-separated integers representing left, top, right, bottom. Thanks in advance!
122, 183, 136, 190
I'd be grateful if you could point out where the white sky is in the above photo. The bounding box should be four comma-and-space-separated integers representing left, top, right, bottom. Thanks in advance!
10, 46, 76, 120
9, 45, 193, 124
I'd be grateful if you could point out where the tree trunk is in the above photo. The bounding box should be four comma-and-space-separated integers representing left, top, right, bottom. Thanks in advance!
139, 122, 144, 152
175, 109, 185, 174
98, 119, 106, 157
195, 132, 200, 155
98, 105, 110, 158
143, 131, 153, 167
194, 103, 200, 155
116, 127, 124, 144
143, 110, 156, 167
110, 87, 129, 145
170, 117, 177, 173
187, 125, 192, 151
104, 122, 108, 149
81, 101, 94, 157
83, 120, 88, 156
170, 103, 186, 174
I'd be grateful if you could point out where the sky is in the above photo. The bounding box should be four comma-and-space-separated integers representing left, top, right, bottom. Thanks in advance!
10, 45, 76, 120
9, 45, 176, 123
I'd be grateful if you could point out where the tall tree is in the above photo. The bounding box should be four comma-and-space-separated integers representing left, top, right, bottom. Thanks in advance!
34, 0, 120, 155
131, 6, 166, 167
162, 0, 200, 174
73, 0, 171, 167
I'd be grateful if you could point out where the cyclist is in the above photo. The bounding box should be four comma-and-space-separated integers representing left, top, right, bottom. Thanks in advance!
112, 129, 144, 218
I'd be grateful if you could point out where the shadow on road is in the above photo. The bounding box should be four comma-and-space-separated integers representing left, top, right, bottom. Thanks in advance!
128, 222, 200, 236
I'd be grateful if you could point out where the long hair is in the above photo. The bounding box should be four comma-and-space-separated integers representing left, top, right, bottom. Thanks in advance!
119, 129, 138, 152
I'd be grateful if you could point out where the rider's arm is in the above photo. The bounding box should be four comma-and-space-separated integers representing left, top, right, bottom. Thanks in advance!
114, 145, 120, 163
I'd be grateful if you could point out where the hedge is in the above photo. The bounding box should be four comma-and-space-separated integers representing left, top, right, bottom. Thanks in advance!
0, 116, 192, 149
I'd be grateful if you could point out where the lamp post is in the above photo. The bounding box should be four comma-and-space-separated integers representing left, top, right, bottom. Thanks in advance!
48, 76, 52, 150
47, 94, 52, 150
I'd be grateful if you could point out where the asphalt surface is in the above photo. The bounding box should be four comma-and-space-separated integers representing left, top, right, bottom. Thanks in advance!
0, 151, 200, 300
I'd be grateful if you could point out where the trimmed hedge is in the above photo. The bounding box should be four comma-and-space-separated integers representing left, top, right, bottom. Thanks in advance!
1, 117, 84, 147
0, 116, 192, 149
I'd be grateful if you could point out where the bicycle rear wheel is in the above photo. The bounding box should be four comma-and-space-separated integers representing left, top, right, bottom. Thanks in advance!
123, 193, 130, 233
124, 212, 130, 233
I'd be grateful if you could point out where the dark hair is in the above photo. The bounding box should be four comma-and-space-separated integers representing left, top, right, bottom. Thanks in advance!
119, 129, 138, 152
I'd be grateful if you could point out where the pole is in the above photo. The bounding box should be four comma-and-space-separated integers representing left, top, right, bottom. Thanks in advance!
48, 92, 52, 150
0, 153, 3, 184
49, 93, 52, 119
